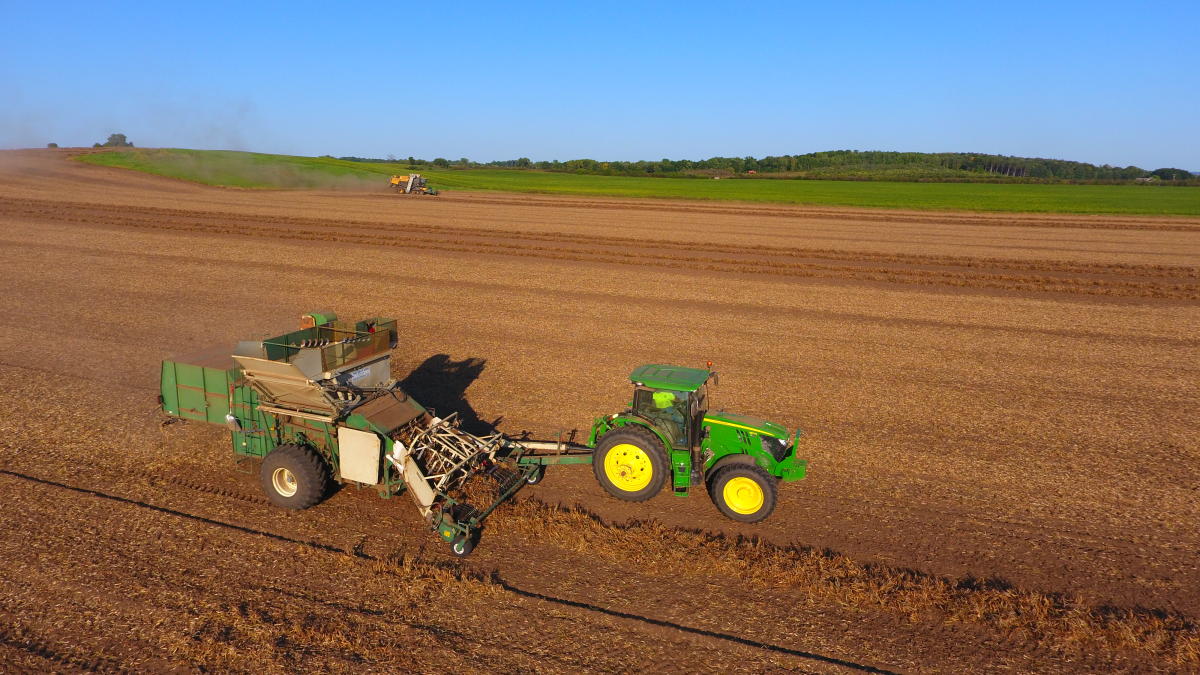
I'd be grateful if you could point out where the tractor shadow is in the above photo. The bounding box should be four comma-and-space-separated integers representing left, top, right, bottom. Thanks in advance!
398, 354, 496, 435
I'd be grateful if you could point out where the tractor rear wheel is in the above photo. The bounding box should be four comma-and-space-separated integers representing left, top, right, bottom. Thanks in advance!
260, 444, 331, 510
592, 426, 668, 502
708, 464, 777, 523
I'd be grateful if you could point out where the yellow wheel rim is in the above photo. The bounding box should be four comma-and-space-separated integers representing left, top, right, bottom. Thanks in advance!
723, 476, 764, 515
603, 443, 654, 492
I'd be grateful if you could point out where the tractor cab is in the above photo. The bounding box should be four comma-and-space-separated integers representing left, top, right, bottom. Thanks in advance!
628, 364, 711, 450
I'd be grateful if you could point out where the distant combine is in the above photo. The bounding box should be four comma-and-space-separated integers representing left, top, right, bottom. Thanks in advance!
388, 173, 438, 195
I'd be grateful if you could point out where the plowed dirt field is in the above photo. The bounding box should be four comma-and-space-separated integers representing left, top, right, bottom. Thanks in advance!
1, 149, 1198, 672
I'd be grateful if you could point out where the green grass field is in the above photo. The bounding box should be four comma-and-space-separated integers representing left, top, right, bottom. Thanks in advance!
77, 148, 1200, 215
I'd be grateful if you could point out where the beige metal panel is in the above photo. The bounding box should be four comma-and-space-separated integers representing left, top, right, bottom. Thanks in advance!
330, 355, 391, 387
233, 341, 266, 359
355, 390, 424, 433
290, 348, 325, 380
337, 427, 382, 485
403, 456, 437, 512
232, 354, 336, 413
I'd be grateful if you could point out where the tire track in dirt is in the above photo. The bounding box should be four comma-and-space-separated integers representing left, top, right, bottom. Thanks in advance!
1, 464, 1183, 672
47, 419, 1195, 584
804, 489, 1199, 559
5, 198, 1197, 299
146, 471, 272, 507
0, 466, 903, 673
0, 620, 127, 673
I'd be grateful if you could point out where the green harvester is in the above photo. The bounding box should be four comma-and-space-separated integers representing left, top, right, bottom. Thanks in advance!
160, 312, 807, 554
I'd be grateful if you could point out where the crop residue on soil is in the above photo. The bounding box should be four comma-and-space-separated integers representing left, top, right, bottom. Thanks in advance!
0, 149, 1197, 672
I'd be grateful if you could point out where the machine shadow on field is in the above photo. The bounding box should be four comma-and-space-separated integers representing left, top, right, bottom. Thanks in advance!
398, 354, 495, 435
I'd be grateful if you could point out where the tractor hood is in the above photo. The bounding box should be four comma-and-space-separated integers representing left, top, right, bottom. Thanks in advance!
703, 411, 789, 439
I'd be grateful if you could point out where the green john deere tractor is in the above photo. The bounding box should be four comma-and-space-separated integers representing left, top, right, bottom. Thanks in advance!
585, 364, 806, 522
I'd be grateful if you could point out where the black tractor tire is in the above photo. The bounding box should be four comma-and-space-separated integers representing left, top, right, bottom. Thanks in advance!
260, 444, 331, 510
708, 463, 778, 523
525, 466, 545, 485
592, 426, 668, 502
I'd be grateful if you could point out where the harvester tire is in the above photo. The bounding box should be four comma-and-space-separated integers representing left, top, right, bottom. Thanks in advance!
592, 426, 668, 502
260, 444, 331, 510
708, 464, 777, 523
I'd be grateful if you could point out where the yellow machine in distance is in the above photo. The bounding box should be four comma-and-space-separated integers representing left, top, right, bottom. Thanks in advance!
388, 173, 438, 195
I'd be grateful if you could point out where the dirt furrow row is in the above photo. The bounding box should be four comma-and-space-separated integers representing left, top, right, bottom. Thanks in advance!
448, 193, 1200, 232
9, 200, 1195, 298
4, 195, 1197, 279
111, 221, 1200, 299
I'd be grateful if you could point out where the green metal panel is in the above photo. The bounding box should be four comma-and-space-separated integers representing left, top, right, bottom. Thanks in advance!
776, 456, 808, 481
230, 384, 273, 457
304, 311, 337, 326
202, 367, 231, 424
161, 354, 237, 425
703, 411, 789, 439
628, 364, 711, 392
670, 449, 691, 488
609, 416, 673, 455
701, 419, 809, 481
175, 362, 207, 422
160, 361, 179, 416
163, 361, 222, 423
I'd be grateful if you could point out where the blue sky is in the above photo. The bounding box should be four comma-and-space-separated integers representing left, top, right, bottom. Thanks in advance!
2, 1, 1196, 168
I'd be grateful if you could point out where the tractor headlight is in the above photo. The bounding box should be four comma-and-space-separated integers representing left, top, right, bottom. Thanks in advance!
761, 436, 790, 461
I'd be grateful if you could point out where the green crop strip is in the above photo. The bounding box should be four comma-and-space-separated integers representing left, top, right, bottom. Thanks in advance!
77, 149, 1200, 215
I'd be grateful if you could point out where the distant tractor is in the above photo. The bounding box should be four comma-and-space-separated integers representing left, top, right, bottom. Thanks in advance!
522, 364, 807, 522
388, 173, 438, 195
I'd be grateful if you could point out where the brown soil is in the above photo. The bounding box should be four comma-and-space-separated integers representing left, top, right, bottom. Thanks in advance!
0, 149, 1197, 672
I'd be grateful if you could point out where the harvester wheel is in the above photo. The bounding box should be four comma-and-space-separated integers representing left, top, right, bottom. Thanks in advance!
592, 426, 667, 502
525, 466, 545, 485
708, 464, 777, 523
450, 535, 476, 557
260, 444, 331, 510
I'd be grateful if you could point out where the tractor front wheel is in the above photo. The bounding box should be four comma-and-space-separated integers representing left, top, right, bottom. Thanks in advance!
708, 464, 777, 523
592, 426, 668, 502
260, 444, 331, 510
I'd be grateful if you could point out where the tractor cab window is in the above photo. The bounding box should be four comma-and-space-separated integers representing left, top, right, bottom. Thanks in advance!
633, 389, 690, 446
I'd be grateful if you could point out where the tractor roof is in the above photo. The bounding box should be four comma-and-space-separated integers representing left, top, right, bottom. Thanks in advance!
629, 364, 711, 392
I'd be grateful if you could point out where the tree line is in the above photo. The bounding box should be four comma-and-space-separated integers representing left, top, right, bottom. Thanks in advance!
335, 150, 1196, 184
